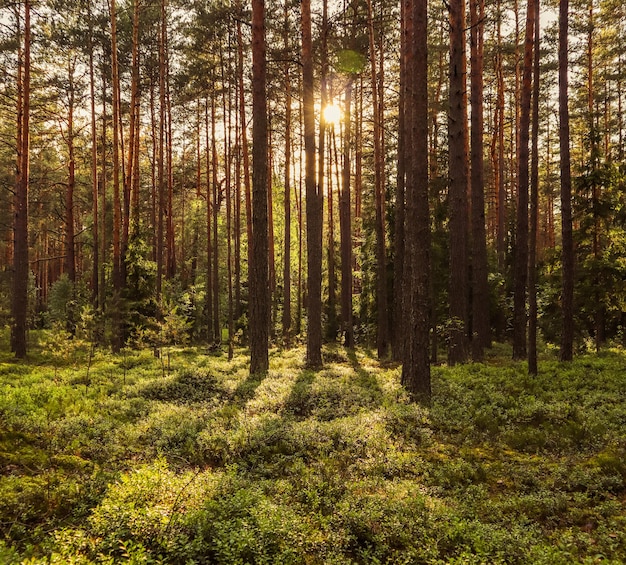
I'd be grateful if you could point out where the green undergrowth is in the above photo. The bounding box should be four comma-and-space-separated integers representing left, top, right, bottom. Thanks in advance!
1, 337, 625, 563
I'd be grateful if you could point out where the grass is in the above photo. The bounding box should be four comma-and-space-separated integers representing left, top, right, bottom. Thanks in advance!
0, 335, 625, 563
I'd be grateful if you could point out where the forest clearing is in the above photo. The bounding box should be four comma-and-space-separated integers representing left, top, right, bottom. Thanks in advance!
1, 337, 625, 563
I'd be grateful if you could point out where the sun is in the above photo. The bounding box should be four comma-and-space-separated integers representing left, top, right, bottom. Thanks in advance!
323, 102, 342, 126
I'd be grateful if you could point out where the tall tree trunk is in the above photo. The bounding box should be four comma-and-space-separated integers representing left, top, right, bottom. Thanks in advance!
559, 0, 574, 361
236, 14, 253, 271
367, 0, 390, 359
100, 65, 108, 315
528, 0, 540, 375
11, 0, 30, 358
156, 0, 166, 299
205, 97, 214, 343
296, 78, 304, 336
302, 0, 323, 368
318, 0, 329, 340
470, 0, 489, 359
282, 28, 292, 344
402, 0, 431, 402
340, 80, 354, 349
220, 40, 234, 357
110, 0, 123, 351
127, 0, 141, 239
64, 60, 77, 285
249, 0, 270, 374
448, 0, 469, 364
165, 30, 176, 281
88, 4, 99, 312
512, 0, 535, 360
393, 0, 410, 361
211, 96, 220, 345
268, 124, 277, 338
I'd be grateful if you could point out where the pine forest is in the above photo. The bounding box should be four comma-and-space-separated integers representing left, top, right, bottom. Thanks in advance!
0, 0, 625, 563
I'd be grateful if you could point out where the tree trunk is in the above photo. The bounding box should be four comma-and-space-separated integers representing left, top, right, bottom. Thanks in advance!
367, 0, 390, 359
401, 0, 431, 402
340, 80, 354, 349
512, 0, 535, 360
88, 4, 99, 312
528, 0, 540, 375
64, 59, 77, 285
470, 0, 489, 360
156, 0, 166, 299
11, 0, 30, 358
282, 26, 292, 344
211, 96, 220, 345
302, 0, 323, 368
559, 0, 574, 361
237, 15, 253, 271
127, 0, 141, 239
249, 0, 270, 374
393, 0, 410, 361
110, 0, 123, 351
448, 0, 469, 364
205, 97, 214, 343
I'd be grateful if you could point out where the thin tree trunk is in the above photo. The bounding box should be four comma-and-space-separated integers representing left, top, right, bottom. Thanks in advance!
64, 60, 77, 284
211, 95, 220, 345
166, 27, 176, 281
367, 0, 390, 359
100, 65, 107, 315
402, 0, 431, 402
237, 15, 253, 270
127, 0, 141, 239
88, 5, 99, 312
512, 0, 535, 360
559, 0, 574, 361
156, 0, 166, 299
393, 0, 410, 361
282, 24, 292, 344
302, 0, 323, 368
448, 0, 469, 364
268, 124, 277, 338
11, 0, 30, 358
470, 0, 489, 359
205, 97, 214, 343
340, 80, 354, 349
318, 0, 328, 340
528, 0, 540, 375
249, 0, 270, 374
296, 76, 304, 336
110, 0, 123, 351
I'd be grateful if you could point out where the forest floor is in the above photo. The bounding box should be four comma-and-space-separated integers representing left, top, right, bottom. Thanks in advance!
0, 334, 625, 564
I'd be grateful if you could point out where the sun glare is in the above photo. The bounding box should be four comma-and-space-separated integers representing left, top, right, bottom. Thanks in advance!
323, 103, 342, 126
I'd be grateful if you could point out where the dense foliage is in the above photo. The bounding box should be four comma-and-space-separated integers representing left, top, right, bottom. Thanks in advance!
1, 336, 625, 563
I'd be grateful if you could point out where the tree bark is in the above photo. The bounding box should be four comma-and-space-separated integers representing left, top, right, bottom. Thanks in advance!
559, 0, 574, 361
448, 0, 469, 364
282, 23, 292, 344
340, 80, 354, 349
470, 0, 490, 359
401, 0, 431, 402
528, 0, 540, 375
11, 0, 31, 358
367, 0, 390, 359
88, 4, 99, 312
64, 58, 77, 285
211, 95, 220, 345
110, 0, 123, 351
249, 0, 270, 374
512, 0, 535, 360
302, 0, 323, 368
